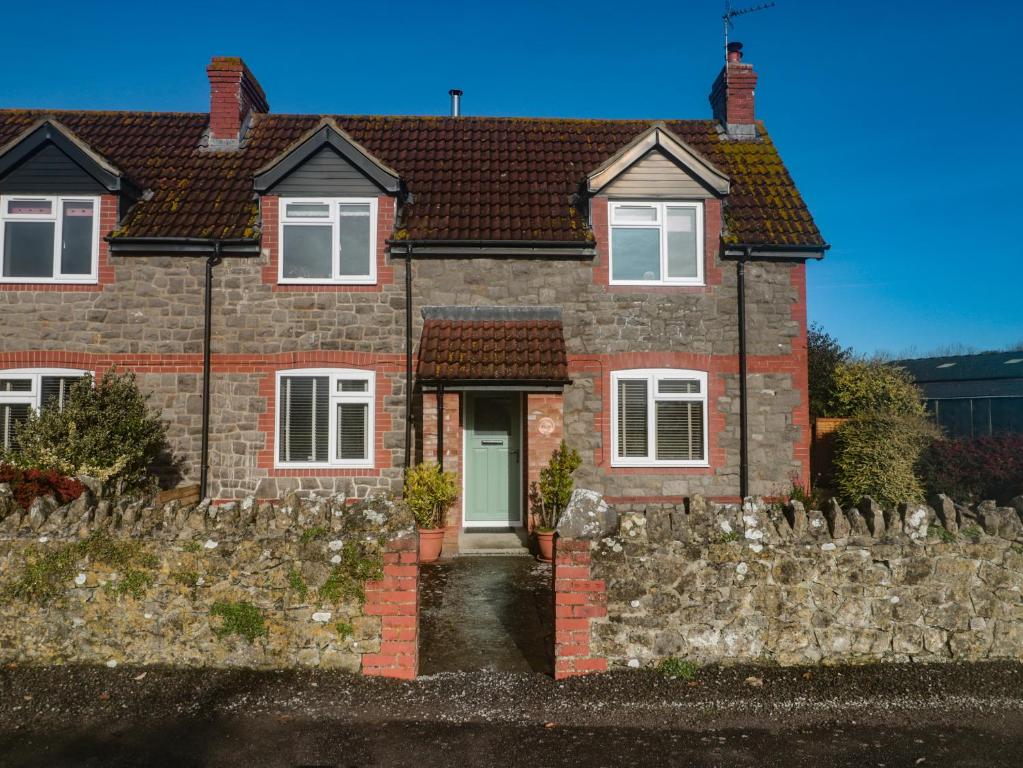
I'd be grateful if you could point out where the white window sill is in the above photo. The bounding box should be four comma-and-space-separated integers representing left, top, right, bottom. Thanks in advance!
609, 279, 705, 287
611, 459, 710, 469
277, 278, 376, 286
0, 277, 98, 285
274, 460, 374, 471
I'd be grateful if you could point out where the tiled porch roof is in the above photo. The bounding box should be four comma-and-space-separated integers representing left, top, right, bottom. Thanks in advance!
416, 307, 569, 384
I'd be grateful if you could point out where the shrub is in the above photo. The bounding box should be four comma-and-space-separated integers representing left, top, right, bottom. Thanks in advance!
404, 462, 458, 529
833, 412, 939, 507
7, 368, 170, 493
827, 361, 927, 419
808, 324, 851, 419
528, 441, 582, 531
919, 434, 1023, 503
0, 464, 85, 510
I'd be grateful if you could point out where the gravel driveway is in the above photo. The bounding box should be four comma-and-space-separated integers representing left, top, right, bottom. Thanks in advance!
2, 662, 1021, 766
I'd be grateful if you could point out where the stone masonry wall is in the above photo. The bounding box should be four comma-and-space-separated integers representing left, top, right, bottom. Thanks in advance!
3, 191, 808, 502
0, 487, 419, 679
563, 496, 1023, 670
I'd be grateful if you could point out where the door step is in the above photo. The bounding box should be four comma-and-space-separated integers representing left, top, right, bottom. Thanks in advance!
459, 530, 530, 556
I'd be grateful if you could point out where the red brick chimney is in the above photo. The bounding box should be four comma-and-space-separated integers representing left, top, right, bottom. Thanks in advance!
709, 42, 759, 139
206, 57, 269, 149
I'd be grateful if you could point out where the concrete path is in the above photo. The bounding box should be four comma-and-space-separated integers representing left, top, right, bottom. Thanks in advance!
419, 555, 553, 675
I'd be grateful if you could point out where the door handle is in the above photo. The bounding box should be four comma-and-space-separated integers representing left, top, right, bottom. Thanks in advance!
510, 449, 520, 462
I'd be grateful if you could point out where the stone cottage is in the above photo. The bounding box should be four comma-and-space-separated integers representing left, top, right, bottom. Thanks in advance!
0, 45, 825, 552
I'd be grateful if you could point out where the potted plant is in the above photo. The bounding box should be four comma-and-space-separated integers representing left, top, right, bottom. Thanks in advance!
528, 441, 582, 561
404, 462, 458, 563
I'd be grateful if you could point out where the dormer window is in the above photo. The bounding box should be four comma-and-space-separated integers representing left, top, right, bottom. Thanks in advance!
279, 197, 376, 284
0, 196, 99, 283
608, 201, 704, 286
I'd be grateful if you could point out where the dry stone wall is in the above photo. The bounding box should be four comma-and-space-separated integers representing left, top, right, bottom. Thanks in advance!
0, 486, 418, 676
578, 495, 1023, 668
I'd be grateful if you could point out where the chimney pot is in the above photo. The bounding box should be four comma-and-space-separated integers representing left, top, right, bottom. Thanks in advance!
448, 89, 463, 117
727, 42, 744, 62
206, 57, 269, 149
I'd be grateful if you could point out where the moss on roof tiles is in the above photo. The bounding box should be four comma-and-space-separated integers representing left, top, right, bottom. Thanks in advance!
0, 110, 822, 247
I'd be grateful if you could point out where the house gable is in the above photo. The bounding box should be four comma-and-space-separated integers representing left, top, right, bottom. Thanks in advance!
0, 120, 138, 197
601, 147, 719, 199
587, 123, 730, 198
253, 119, 402, 196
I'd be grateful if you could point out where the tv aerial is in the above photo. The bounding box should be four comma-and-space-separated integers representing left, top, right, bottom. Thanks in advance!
723, 1, 776, 62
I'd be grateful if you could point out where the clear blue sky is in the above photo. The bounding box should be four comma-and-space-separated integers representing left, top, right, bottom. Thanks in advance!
3, 0, 1021, 358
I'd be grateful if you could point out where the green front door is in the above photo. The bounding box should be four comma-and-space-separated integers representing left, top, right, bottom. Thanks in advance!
465, 393, 522, 526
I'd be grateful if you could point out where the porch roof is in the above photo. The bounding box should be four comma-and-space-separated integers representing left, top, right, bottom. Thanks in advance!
417, 307, 569, 385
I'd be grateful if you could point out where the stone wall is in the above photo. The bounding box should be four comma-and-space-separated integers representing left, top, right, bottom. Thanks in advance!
557, 494, 1023, 672
0, 487, 419, 679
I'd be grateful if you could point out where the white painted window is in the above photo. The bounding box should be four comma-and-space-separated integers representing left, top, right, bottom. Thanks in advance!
275, 369, 374, 468
278, 197, 376, 284
608, 201, 704, 285
0, 196, 100, 283
611, 369, 708, 467
0, 368, 90, 452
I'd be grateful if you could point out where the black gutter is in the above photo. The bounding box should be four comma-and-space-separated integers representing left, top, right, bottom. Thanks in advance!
737, 249, 750, 501
388, 240, 595, 258
722, 242, 830, 261
199, 243, 223, 501
107, 237, 260, 255
418, 379, 572, 389
404, 242, 414, 471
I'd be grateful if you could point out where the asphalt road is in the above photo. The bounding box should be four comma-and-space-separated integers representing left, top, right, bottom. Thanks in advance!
2, 663, 1021, 767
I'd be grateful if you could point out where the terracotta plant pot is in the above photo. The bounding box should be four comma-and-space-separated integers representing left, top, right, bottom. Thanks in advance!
418, 527, 445, 563
535, 529, 556, 562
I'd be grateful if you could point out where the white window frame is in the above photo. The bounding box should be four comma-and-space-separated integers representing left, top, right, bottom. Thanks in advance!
273, 368, 375, 469
0, 195, 101, 284
0, 368, 91, 451
608, 200, 704, 286
277, 197, 378, 285
610, 368, 709, 468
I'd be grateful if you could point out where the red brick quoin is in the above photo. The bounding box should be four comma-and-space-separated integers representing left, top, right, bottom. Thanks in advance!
553, 538, 608, 679
361, 535, 419, 680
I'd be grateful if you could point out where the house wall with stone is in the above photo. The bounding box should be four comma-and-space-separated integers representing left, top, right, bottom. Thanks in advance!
3, 188, 809, 504
411, 195, 809, 503
1, 197, 408, 500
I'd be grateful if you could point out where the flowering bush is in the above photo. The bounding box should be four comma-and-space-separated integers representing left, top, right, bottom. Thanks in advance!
0, 463, 85, 511
7, 368, 169, 493
919, 434, 1023, 503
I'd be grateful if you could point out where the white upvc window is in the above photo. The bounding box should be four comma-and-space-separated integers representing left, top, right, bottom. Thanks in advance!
278, 197, 377, 284
0, 368, 90, 452
275, 369, 375, 468
611, 369, 708, 467
0, 196, 100, 283
608, 201, 704, 285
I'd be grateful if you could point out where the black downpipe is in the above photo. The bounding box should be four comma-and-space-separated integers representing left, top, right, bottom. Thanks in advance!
737, 251, 750, 500
436, 384, 445, 471
404, 243, 414, 471
199, 243, 223, 500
